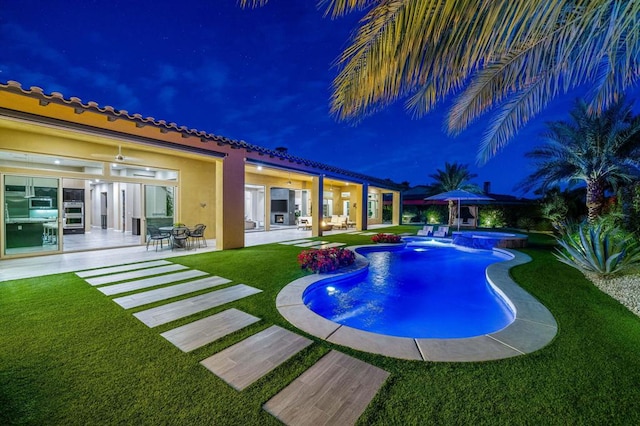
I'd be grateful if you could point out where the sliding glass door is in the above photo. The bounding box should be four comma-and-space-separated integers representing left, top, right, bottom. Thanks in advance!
3, 175, 60, 256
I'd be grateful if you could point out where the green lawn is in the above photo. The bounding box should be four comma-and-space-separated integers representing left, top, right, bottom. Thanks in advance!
2, 226, 640, 425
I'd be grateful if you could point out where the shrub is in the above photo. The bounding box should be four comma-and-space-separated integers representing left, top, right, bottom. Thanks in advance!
555, 223, 640, 277
517, 217, 536, 232
479, 207, 506, 228
424, 207, 444, 224
371, 233, 402, 243
297, 247, 356, 273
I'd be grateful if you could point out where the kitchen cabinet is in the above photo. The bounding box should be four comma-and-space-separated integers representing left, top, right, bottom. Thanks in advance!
5, 222, 44, 248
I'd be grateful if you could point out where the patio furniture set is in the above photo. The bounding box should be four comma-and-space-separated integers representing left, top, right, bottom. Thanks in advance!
296, 215, 356, 231
146, 224, 207, 251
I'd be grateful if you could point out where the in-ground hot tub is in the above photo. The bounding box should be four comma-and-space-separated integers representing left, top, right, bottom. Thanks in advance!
451, 231, 528, 249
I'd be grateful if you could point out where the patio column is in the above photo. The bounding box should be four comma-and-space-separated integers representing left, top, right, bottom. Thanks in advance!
311, 175, 323, 237
215, 152, 245, 250
359, 183, 368, 231
392, 190, 401, 226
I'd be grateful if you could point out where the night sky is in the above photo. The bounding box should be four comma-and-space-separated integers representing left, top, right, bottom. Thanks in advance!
2, 1, 638, 195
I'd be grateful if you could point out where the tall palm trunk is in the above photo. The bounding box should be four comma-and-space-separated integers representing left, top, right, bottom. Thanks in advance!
586, 179, 605, 223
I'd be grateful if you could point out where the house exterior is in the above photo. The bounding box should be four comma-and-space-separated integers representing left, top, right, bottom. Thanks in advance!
0, 81, 402, 259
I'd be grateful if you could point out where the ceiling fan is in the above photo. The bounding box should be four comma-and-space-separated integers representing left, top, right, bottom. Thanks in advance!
91, 145, 142, 163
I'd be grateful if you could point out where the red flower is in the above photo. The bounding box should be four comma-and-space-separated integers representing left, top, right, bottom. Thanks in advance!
298, 247, 356, 273
371, 233, 402, 243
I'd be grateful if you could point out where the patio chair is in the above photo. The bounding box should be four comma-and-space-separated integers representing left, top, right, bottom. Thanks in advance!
433, 225, 449, 237
146, 225, 171, 251
189, 224, 207, 248
297, 217, 312, 230
417, 225, 434, 236
171, 226, 191, 250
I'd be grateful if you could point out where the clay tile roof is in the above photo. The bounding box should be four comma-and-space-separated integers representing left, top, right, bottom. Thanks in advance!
1, 80, 402, 190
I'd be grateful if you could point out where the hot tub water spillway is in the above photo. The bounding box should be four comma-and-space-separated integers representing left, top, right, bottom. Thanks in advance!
451, 231, 528, 249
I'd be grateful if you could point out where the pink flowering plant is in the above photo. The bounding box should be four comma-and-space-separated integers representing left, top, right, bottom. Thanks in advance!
297, 247, 356, 273
371, 233, 402, 243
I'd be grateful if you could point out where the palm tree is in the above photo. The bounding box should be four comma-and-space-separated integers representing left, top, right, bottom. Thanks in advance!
240, 1, 640, 163
427, 162, 479, 225
519, 99, 640, 223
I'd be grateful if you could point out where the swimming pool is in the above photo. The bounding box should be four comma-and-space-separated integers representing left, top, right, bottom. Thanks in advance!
277, 243, 557, 361
303, 244, 515, 339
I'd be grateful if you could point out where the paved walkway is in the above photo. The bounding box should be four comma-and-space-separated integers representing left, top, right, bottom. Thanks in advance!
73, 257, 389, 424
0, 224, 390, 282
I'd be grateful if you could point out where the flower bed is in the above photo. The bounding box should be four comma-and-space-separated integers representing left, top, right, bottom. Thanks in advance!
297, 247, 356, 273
371, 233, 403, 243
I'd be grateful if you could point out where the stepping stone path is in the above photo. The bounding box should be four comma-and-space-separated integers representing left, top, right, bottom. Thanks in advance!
161, 308, 260, 352
316, 242, 346, 249
76, 259, 389, 425
113, 276, 232, 309
294, 240, 329, 247
133, 284, 262, 327
99, 270, 209, 296
278, 239, 313, 245
279, 240, 346, 249
76, 260, 174, 278
85, 264, 188, 286
201, 325, 313, 391
264, 350, 390, 426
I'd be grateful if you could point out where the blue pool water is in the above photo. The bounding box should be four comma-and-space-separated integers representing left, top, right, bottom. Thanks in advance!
302, 244, 515, 339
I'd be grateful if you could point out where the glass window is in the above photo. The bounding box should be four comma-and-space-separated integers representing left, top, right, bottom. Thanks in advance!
368, 193, 379, 219
144, 185, 175, 230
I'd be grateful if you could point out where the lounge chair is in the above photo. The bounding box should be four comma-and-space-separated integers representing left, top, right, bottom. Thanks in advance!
417, 225, 434, 236
433, 225, 449, 237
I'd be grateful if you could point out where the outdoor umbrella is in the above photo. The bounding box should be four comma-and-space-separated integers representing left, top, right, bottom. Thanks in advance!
424, 189, 494, 231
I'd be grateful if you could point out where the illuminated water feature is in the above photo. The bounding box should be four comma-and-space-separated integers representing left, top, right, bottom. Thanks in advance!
302, 243, 515, 339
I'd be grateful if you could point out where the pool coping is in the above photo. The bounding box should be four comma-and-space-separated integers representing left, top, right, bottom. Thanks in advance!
276, 243, 557, 362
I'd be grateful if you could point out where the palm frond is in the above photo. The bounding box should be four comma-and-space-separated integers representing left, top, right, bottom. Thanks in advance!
237, 0, 269, 8
476, 76, 555, 163
319, 0, 380, 18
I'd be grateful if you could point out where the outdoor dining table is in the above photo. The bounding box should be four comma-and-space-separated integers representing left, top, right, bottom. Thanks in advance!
159, 225, 193, 249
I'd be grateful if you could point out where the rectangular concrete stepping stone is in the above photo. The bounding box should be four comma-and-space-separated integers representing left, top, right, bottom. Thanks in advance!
200, 325, 312, 391
359, 232, 377, 236
76, 260, 172, 278
263, 350, 389, 426
279, 239, 312, 245
295, 241, 328, 247
112, 275, 231, 308
98, 270, 209, 296
133, 284, 262, 327
316, 242, 346, 249
85, 264, 188, 286
161, 308, 260, 352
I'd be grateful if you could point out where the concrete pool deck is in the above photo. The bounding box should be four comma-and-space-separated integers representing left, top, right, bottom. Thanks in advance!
276, 244, 558, 362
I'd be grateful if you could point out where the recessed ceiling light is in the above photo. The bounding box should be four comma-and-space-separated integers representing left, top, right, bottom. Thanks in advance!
257, 165, 263, 171
54, 160, 61, 165
145, 167, 150, 171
